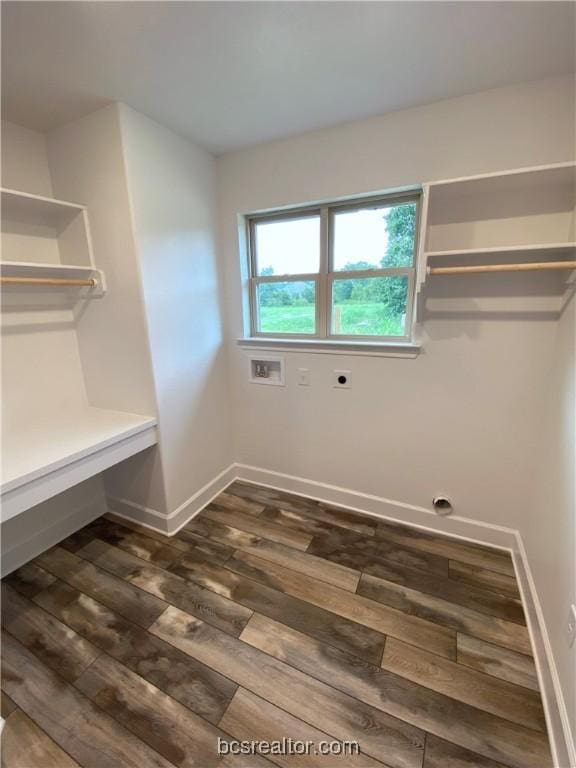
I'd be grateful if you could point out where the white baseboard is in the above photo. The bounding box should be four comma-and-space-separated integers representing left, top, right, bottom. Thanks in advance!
513, 535, 576, 768
106, 463, 237, 536
1, 491, 106, 577
167, 464, 237, 534
107, 495, 171, 533
108, 461, 514, 550
235, 463, 517, 550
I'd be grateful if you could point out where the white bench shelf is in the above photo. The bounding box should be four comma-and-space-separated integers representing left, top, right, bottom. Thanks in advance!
1, 408, 158, 522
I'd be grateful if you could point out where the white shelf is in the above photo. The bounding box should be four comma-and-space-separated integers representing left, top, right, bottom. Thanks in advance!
427, 162, 575, 194
424, 242, 576, 260
425, 162, 575, 253
1, 187, 85, 229
414, 164, 576, 322
1, 260, 94, 275
0, 260, 105, 290
1, 407, 158, 522
1, 187, 95, 269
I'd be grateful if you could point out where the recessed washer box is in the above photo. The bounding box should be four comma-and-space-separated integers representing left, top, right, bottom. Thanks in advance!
249, 355, 285, 386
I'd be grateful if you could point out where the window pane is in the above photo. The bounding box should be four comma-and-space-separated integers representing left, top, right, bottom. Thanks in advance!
331, 276, 408, 337
257, 281, 316, 334
333, 202, 417, 271
254, 215, 320, 276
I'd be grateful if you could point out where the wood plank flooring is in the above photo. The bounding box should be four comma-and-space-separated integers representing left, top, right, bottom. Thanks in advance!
1, 481, 551, 768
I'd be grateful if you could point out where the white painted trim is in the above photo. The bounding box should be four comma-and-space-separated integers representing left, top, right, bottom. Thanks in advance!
1, 492, 105, 577
426, 160, 576, 188
106, 463, 237, 536
513, 535, 576, 768
235, 463, 516, 550
238, 338, 421, 358
425, 242, 576, 260
166, 464, 237, 534
106, 494, 170, 533
109, 461, 515, 547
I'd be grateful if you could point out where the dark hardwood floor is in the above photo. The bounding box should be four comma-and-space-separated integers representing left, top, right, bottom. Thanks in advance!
1, 481, 552, 768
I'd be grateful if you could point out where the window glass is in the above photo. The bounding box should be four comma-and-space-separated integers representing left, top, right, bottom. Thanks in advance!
256, 281, 316, 334
331, 275, 408, 337
248, 193, 419, 340
333, 202, 417, 271
254, 215, 320, 276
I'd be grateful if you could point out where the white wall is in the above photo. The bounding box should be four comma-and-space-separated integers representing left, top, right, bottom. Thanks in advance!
530, 288, 576, 749
1, 120, 53, 196
1, 121, 88, 425
117, 105, 233, 517
217, 75, 575, 751
46, 104, 167, 515
46, 105, 159, 418
218, 75, 574, 527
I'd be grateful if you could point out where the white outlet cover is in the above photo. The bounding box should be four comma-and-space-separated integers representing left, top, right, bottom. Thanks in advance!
297, 368, 310, 386
333, 369, 352, 388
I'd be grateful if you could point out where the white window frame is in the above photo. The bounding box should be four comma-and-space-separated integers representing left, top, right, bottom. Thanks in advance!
247, 190, 422, 343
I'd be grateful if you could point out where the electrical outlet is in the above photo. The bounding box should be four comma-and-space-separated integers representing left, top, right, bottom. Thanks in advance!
333, 369, 352, 388
567, 604, 576, 648
297, 368, 310, 386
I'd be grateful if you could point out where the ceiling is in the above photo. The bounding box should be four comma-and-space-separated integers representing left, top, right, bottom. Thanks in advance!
2, 2, 575, 155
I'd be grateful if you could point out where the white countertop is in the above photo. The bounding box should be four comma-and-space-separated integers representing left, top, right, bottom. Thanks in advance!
2, 406, 157, 495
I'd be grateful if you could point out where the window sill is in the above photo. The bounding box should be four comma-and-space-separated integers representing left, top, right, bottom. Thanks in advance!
237, 337, 421, 358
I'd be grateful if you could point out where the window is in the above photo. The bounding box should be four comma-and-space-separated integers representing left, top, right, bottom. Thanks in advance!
247, 191, 421, 342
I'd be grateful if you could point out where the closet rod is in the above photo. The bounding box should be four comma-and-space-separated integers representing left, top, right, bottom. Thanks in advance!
0, 276, 96, 287
428, 261, 576, 276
